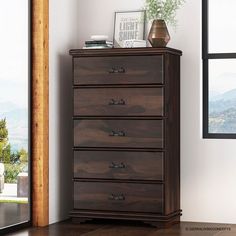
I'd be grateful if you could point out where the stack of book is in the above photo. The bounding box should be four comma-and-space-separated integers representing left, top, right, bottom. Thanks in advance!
83, 40, 113, 49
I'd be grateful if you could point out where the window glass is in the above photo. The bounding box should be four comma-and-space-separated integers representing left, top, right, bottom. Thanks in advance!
0, 0, 30, 229
209, 0, 236, 53
209, 59, 236, 133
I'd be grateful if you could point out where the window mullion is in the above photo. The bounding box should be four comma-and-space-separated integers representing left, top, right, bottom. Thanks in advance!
208, 53, 236, 59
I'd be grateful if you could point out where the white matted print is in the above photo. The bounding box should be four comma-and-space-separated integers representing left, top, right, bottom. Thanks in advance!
113, 10, 146, 48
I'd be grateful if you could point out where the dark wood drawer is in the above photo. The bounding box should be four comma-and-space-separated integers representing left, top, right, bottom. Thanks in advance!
74, 151, 164, 181
73, 56, 163, 85
74, 120, 164, 148
74, 88, 163, 117
74, 182, 163, 213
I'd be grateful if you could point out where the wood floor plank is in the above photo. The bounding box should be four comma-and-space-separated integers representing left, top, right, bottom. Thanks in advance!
81, 225, 155, 236
4, 220, 236, 236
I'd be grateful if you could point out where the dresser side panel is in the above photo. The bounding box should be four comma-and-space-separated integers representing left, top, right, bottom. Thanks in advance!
164, 53, 181, 215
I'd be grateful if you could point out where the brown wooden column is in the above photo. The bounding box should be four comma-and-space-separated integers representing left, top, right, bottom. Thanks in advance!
32, 0, 49, 227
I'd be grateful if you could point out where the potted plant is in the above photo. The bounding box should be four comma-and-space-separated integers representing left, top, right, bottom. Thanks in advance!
145, 0, 185, 47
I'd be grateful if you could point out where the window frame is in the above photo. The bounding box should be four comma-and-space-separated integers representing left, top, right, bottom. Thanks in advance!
202, 0, 236, 139
1, 0, 49, 233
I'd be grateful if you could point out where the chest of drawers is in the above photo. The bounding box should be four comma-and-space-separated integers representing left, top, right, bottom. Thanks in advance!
69, 47, 182, 228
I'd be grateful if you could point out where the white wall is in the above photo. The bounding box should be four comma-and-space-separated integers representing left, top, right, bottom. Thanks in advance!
175, 1, 236, 224
49, 0, 80, 224
49, 0, 236, 224
77, 0, 144, 48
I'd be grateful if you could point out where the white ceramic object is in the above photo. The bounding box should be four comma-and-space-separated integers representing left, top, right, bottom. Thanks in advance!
123, 40, 147, 48
91, 35, 108, 41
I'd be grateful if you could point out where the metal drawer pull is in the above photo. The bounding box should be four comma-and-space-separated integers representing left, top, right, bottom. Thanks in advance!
108, 194, 125, 201
109, 131, 126, 137
108, 67, 126, 74
109, 99, 126, 105
109, 162, 126, 169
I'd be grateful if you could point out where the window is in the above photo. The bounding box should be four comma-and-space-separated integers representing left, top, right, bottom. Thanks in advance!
203, 0, 236, 138
0, 0, 31, 233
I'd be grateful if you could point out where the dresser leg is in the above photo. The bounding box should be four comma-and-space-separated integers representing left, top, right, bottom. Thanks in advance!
72, 217, 91, 224
144, 216, 180, 228
144, 221, 166, 228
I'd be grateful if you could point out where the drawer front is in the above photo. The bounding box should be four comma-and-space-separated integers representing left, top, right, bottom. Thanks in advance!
73, 56, 163, 85
74, 120, 164, 148
74, 151, 164, 181
74, 88, 163, 117
74, 182, 163, 213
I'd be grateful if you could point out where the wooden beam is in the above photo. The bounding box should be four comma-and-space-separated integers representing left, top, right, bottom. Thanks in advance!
32, 0, 49, 226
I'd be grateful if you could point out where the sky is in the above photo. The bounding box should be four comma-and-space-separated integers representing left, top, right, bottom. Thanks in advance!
208, 0, 236, 95
209, 0, 236, 53
0, 0, 29, 108
209, 60, 236, 95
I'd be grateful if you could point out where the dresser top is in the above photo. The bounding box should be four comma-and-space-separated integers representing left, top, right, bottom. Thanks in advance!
69, 47, 182, 57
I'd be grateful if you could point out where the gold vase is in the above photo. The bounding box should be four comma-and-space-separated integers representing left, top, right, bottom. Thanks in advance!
148, 19, 170, 47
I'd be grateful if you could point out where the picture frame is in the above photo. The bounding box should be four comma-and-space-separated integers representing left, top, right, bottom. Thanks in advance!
113, 10, 146, 48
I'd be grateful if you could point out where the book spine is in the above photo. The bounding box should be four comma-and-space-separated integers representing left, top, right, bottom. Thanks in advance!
85, 44, 108, 47
85, 40, 106, 45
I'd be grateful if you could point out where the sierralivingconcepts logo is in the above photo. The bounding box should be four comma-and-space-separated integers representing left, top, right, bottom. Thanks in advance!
185, 226, 231, 231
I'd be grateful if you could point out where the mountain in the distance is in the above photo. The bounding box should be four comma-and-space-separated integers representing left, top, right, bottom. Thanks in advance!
209, 88, 236, 133
209, 90, 221, 100
210, 88, 236, 102
209, 89, 236, 114
0, 101, 19, 113
0, 102, 28, 151
209, 107, 236, 133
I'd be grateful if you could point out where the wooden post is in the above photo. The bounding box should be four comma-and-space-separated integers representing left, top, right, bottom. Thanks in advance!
32, 0, 49, 227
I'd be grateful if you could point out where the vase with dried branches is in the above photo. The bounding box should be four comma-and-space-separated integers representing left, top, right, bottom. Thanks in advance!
145, 0, 185, 47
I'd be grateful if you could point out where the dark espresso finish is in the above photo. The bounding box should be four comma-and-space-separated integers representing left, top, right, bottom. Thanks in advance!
74, 87, 164, 117
73, 55, 163, 85
69, 47, 182, 228
74, 151, 164, 180
74, 182, 163, 213
74, 119, 164, 148
164, 53, 181, 215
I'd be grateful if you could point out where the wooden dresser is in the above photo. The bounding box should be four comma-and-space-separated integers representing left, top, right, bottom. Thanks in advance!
69, 47, 182, 227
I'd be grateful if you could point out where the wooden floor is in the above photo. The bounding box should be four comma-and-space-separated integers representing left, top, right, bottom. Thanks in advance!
0, 203, 29, 228
5, 220, 236, 236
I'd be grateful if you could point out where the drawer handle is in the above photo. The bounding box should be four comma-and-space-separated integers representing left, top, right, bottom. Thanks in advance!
109, 131, 126, 137
108, 67, 126, 74
109, 162, 126, 169
109, 99, 126, 106
108, 194, 125, 201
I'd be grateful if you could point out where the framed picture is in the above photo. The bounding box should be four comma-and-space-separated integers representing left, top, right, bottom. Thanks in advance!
113, 10, 146, 48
